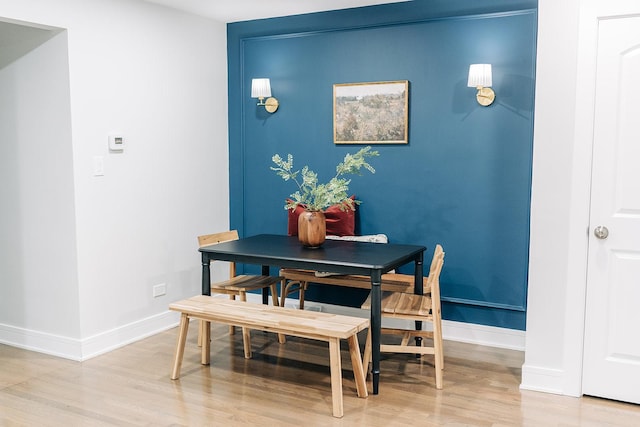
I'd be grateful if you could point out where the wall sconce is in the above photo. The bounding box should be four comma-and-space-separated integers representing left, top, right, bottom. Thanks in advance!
467, 64, 495, 107
251, 78, 279, 113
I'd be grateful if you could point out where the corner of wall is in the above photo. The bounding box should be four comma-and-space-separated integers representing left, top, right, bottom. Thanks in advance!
520, 364, 567, 395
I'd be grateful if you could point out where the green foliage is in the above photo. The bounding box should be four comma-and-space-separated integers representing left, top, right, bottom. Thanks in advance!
271, 146, 379, 211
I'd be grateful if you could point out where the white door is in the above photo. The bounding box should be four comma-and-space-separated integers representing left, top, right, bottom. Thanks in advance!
582, 15, 640, 405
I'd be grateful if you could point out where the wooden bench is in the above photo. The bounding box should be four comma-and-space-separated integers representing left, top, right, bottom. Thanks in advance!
169, 295, 369, 418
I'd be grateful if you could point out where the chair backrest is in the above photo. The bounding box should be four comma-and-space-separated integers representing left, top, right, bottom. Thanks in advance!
198, 230, 239, 247
197, 230, 240, 277
426, 244, 445, 314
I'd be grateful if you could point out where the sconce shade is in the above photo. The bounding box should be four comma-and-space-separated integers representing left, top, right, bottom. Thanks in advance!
467, 64, 492, 88
251, 78, 272, 98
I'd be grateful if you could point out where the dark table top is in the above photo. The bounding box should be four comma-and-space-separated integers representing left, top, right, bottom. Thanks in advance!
199, 234, 426, 276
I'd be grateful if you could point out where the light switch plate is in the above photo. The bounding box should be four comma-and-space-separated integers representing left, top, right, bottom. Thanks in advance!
93, 156, 104, 176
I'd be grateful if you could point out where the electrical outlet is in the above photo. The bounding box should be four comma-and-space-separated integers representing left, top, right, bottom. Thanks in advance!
153, 283, 166, 298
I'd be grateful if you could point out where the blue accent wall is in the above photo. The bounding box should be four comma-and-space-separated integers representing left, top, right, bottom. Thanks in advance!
227, 0, 537, 330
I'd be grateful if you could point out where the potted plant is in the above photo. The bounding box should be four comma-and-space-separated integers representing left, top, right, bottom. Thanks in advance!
271, 146, 379, 247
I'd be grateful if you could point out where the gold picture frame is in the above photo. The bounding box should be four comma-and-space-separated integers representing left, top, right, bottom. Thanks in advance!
333, 80, 409, 144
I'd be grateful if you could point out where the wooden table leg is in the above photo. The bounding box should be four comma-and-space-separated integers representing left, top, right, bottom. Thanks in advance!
202, 253, 211, 296
414, 254, 424, 349
370, 271, 382, 395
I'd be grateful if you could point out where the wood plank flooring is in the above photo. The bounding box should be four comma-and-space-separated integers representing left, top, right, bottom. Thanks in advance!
1, 323, 639, 426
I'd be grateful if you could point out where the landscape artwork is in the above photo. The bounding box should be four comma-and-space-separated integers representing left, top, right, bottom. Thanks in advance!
333, 80, 409, 144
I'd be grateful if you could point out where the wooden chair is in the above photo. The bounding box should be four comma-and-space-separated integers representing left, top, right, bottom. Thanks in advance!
361, 244, 445, 389
278, 276, 308, 309
277, 235, 392, 313
198, 230, 283, 358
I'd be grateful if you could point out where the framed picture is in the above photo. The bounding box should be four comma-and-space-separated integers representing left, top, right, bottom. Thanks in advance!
333, 80, 409, 144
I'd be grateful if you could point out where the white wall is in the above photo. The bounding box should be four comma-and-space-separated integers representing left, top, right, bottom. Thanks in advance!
0, 31, 81, 346
0, 0, 229, 360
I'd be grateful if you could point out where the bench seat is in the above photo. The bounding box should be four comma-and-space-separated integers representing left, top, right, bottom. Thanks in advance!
169, 295, 369, 418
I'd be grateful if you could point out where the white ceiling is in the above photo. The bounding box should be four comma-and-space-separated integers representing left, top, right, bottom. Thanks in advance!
0, 1, 407, 70
142, 0, 408, 22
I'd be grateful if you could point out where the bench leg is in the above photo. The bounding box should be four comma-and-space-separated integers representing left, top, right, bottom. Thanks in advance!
242, 327, 252, 359
201, 320, 211, 365
197, 319, 208, 348
328, 337, 344, 418
238, 293, 253, 359
171, 313, 190, 380
362, 328, 372, 375
348, 334, 368, 398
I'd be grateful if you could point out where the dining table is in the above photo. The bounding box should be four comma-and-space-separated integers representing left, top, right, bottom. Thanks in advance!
199, 233, 426, 395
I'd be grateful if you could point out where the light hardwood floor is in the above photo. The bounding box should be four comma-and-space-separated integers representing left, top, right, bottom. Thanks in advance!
1, 323, 639, 426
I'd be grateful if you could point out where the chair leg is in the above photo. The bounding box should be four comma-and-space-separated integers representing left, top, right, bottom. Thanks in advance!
434, 315, 444, 389
270, 283, 279, 306
171, 313, 190, 380
277, 280, 288, 344
281, 280, 300, 307
278, 280, 298, 344
400, 331, 411, 346
434, 344, 443, 389
436, 318, 444, 370
228, 294, 236, 335
279, 280, 289, 308
298, 281, 307, 309
328, 337, 344, 418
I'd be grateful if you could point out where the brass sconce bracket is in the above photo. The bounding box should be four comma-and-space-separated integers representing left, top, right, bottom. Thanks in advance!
476, 87, 495, 107
257, 96, 279, 113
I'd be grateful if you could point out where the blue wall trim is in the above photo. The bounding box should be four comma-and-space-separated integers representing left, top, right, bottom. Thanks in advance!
441, 297, 526, 312
228, 0, 538, 331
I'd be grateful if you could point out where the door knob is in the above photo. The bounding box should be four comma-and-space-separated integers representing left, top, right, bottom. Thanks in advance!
594, 226, 609, 239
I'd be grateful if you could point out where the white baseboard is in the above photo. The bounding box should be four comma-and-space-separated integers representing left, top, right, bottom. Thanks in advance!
254, 294, 526, 351
0, 310, 180, 361
80, 310, 180, 360
1, 294, 525, 361
443, 319, 525, 351
0, 322, 83, 360
520, 364, 565, 395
